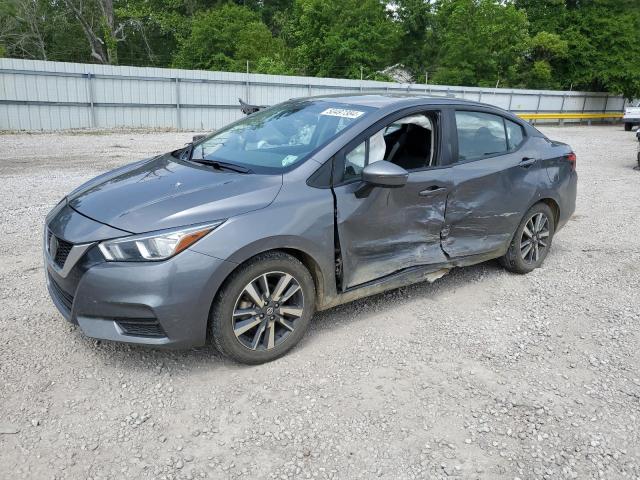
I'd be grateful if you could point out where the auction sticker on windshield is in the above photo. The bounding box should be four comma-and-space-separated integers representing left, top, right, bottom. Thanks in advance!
320, 108, 365, 119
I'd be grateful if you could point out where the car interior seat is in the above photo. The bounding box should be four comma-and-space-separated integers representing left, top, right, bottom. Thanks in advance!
473, 126, 503, 156
387, 124, 431, 170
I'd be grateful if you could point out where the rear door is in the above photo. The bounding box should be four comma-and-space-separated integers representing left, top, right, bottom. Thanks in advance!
332, 108, 453, 289
442, 110, 544, 258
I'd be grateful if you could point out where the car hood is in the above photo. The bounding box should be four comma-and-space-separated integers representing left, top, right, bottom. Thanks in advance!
68, 154, 283, 233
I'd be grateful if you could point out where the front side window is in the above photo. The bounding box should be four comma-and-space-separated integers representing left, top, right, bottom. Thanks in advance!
344, 140, 367, 182
191, 101, 374, 173
341, 112, 437, 181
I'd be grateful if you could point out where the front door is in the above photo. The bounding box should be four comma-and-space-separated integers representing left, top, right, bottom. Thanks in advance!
332, 110, 451, 289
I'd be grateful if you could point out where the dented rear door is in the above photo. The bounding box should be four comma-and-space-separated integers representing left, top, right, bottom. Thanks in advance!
442, 110, 543, 258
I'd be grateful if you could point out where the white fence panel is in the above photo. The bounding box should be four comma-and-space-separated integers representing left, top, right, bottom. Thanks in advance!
0, 58, 626, 131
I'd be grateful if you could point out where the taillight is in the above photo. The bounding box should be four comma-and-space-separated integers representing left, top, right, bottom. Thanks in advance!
565, 152, 576, 171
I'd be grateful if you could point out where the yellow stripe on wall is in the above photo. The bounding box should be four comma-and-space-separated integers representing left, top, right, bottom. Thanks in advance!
517, 112, 623, 120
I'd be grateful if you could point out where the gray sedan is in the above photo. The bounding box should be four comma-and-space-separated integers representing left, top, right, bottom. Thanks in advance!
44, 95, 577, 364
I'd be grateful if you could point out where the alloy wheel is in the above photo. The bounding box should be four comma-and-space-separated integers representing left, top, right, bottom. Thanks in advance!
232, 271, 304, 351
520, 212, 550, 264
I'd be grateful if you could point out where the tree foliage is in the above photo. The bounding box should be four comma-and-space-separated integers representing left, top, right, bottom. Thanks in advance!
1, 0, 639, 97
284, 0, 400, 78
0, 0, 88, 61
172, 4, 285, 72
430, 0, 530, 87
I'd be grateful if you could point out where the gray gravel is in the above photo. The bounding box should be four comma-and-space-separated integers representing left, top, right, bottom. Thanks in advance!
1, 125, 639, 480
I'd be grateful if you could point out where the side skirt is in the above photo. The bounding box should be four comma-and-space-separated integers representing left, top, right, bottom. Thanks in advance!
317, 248, 505, 311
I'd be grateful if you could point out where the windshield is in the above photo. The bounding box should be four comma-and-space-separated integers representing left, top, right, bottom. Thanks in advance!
191, 100, 375, 173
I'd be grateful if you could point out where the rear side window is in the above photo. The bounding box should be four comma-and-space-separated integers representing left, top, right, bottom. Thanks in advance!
455, 111, 508, 161
505, 119, 525, 150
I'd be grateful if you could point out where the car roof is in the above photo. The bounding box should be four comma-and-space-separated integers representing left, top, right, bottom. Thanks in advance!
296, 93, 539, 136
302, 93, 495, 110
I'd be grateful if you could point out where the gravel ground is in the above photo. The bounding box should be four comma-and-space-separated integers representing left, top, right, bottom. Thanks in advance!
0, 125, 639, 480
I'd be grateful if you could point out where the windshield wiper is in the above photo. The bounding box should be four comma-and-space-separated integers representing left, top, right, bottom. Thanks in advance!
190, 158, 252, 174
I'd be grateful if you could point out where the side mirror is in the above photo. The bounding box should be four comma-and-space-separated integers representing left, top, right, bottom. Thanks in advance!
192, 134, 206, 143
355, 161, 408, 198
362, 161, 408, 188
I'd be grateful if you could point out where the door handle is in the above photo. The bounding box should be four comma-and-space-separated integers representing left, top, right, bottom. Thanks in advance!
520, 157, 537, 168
419, 185, 447, 196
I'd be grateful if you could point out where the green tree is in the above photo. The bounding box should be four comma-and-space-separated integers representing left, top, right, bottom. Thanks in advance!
514, 0, 565, 34
560, 0, 639, 98
237, 0, 294, 34
516, 0, 640, 97
519, 31, 568, 89
172, 3, 287, 73
431, 0, 530, 87
392, 0, 436, 81
59, 0, 153, 64
285, 0, 400, 78
0, 0, 638, 98
0, 0, 88, 61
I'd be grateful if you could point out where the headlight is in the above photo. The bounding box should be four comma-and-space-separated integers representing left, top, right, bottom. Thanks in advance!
98, 221, 224, 262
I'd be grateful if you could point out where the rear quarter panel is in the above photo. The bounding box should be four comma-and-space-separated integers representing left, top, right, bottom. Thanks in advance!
537, 138, 577, 229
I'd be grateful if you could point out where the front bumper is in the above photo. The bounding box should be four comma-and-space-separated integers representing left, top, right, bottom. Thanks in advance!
44, 205, 237, 348
46, 249, 235, 347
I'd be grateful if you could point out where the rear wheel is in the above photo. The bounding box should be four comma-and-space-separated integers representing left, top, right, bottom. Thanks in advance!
500, 203, 555, 274
210, 251, 315, 364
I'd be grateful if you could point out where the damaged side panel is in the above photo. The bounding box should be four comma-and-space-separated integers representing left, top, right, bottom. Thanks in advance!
333, 168, 452, 290
442, 149, 544, 258
315, 102, 573, 312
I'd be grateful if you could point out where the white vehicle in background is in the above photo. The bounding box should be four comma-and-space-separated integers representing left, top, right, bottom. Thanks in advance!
624, 100, 640, 131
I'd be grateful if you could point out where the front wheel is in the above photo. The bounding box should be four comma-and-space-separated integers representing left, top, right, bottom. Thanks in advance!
500, 203, 555, 274
625, 122, 633, 131
210, 251, 315, 364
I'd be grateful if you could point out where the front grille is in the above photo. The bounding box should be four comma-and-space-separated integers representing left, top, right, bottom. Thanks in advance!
48, 274, 74, 311
47, 230, 73, 268
116, 319, 167, 338
54, 239, 73, 268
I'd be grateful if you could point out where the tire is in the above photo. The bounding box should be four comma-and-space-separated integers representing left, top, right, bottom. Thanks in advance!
637, 151, 640, 169
500, 203, 556, 274
625, 122, 632, 131
210, 251, 315, 364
